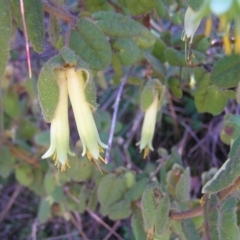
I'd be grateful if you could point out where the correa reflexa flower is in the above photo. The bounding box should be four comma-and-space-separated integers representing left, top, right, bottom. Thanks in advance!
137, 92, 159, 159
66, 68, 107, 168
42, 69, 75, 171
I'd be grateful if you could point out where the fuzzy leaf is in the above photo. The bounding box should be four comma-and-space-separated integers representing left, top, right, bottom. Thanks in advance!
204, 85, 228, 116
181, 218, 201, 240
108, 200, 132, 220
186, 0, 203, 11
203, 194, 220, 240
98, 174, 128, 210
125, 0, 156, 15
125, 177, 148, 202
67, 156, 94, 182
155, 193, 170, 237
0, 0, 11, 78
15, 165, 34, 187
211, 55, 240, 89
131, 208, 147, 240
219, 197, 240, 240
38, 54, 64, 122
93, 11, 141, 38
202, 136, 240, 193
113, 38, 142, 66
69, 19, 111, 70
175, 167, 190, 202
11, 0, 44, 53
134, 25, 156, 49
141, 188, 156, 230
38, 199, 51, 223
0, 146, 13, 178
164, 48, 188, 66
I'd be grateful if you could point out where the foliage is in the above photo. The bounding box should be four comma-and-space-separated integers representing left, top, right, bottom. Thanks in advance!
1, 0, 240, 239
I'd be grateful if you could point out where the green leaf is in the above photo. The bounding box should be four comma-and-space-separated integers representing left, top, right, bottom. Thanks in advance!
125, 177, 148, 202
155, 193, 170, 237
29, 168, 45, 196
144, 53, 166, 79
211, 55, 240, 89
15, 164, 34, 187
112, 52, 122, 76
125, 0, 156, 15
0, 0, 11, 78
85, 0, 110, 13
34, 130, 50, 146
204, 85, 228, 115
220, 114, 240, 145
164, 48, 187, 66
69, 18, 111, 70
97, 173, 128, 210
38, 199, 51, 223
219, 197, 240, 240
48, 15, 63, 50
140, 80, 155, 111
152, 38, 167, 63
131, 207, 147, 240
141, 188, 156, 230
202, 136, 240, 193
3, 90, 20, 118
51, 186, 63, 203
168, 77, 183, 98
203, 194, 220, 240
44, 171, 57, 194
88, 188, 98, 211
11, 0, 44, 53
79, 186, 88, 213
155, 0, 167, 18
67, 156, 94, 182
108, 200, 132, 220
134, 26, 156, 49
0, 146, 14, 178
93, 11, 141, 38
181, 218, 201, 240
175, 167, 190, 202
186, 0, 203, 11
37, 54, 64, 122
113, 38, 142, 66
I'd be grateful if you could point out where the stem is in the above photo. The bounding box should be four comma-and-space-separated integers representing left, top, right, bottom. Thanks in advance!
104, 67, 132, 163
42, 1, 77, 23
170, 175, 240, 220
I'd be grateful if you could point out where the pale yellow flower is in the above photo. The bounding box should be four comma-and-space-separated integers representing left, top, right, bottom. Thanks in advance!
66, 68, 107, 166
42, 69, 75, 171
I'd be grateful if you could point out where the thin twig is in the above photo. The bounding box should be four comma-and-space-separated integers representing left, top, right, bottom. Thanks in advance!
103, 220, 121, 240
86, 209, 124, 240
0, 184, 23, 224
42, 1, 78, 23
20, 0, 32, 78
105, 67, 132, 163
69, 212, 88, 240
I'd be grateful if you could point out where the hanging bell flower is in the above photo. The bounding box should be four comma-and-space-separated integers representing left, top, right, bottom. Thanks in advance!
65, 68, 107, 167
42, 69, 75, 171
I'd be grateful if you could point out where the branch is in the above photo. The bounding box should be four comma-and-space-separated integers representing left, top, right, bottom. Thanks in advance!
170, 175, 240, 220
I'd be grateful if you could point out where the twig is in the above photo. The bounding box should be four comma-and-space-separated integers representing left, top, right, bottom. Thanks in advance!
69, 212, 88, 240
42, 1, 77, 23
103, 220, 121, 240
170, 175, 240, 220
86, 209, 124, 240
149, 157, 167, 181
20, 0, 32, 78
105, 67, 132, 163
0, 184, 23, 224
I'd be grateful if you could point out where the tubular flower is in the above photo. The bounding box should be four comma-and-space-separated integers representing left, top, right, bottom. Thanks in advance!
66, 68, 107, 166
137, 92, 159, 159
42, 69, 75, 171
